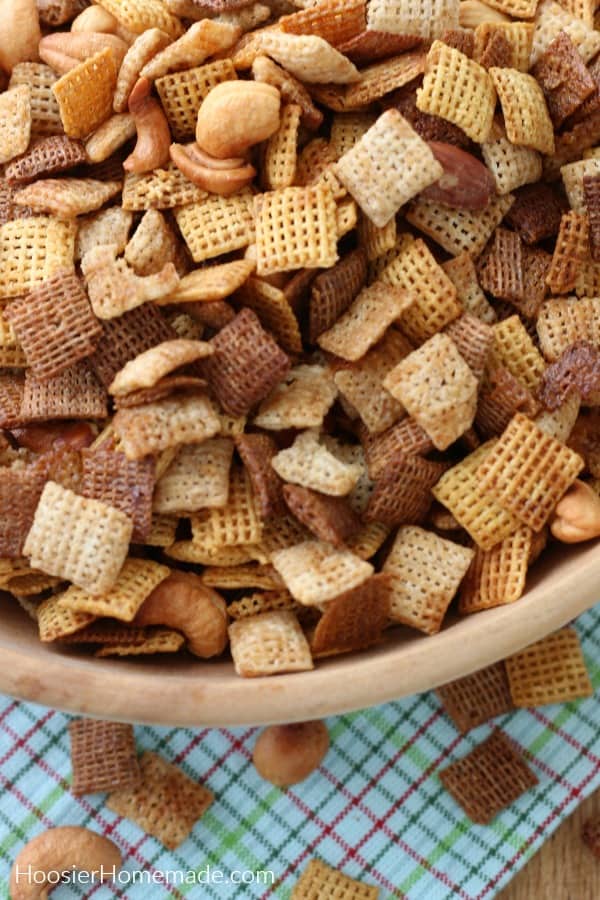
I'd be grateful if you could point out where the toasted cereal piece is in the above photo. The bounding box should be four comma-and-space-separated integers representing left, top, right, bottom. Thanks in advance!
76, 208, 133, 262
546, 212, 589, 296
113, 392, 220, 460
334, 109, 441, 229
442, 253, 496, 324
537, 297, 600, 362
532, 32, 595, 129
37, 595, 96, 642
561, 158, 600, 215
202, 308, 290, 417
416, 41, 495, 143
0, 179, 36, 226
261, 103, 301, 191
309, 573, 390, 658
188, 465, 263, 549
476, 366, 539, 439
0, 87, 31, 170
342, 52, 427, 111
406, 194, 514, 258
141, 20, 240, 81
202, 562, 283, 591
478, 413, 584, 530
21, 362, 107, 422
367, 0, 458, 39
505, 627, 593, 706
337, 30, 421, 66
155, 59, 236, 140
0, 375, 26, 430
5, 270, 101, 381
459, 525, 532, 612
107, 751, 212, 850
478, 227, 523, 303
166, 539, 263, 566
309, 247, 367, 342
272, 429, 362, 496
531, 0, 600, 66
539, 341, 600, 411
58, 558, 170, 621
293, 138, 343, 197
584, 173, 600, 262
440, 729, 537, 824
81, 244, 179, 320
24, 482, 132, 595
227, 590, 299, 620
113, 28, 171, 113
229, 610, 313, 677
96, 628, 185, 656
383, 525, 474, 633
437, 662, 514, 733
235, 277, 302, 355
271, 539, 373, 606
357, 214, 397, 263
490, 315, 545, 391
52, 48, 117, 140
0, 464, 49, 558
234, 433, 285, 519
335, 197, 357, 239
329, 113, 377, 159
12, 178, 121, 220
0, 216, 76, 300
278, 0, 365, 46
254, 185, 338, 276
257, 31, 360, 84
109, 340, 212, 396
123, 163, 207, 211
174, 189, 254, 263
283, 484, 360, 547
254, 365, 337, 430
88, 303, 175, 388
99, 0, 183, 38
432, 442, 521, 548
471, 27, 512, 68
9, 63, 62, 138
361, 417, 434, 477
81, 445, 154, 542
384, 333, 478, 451
473, 22, 533, 71
365, 451, 446, 526
153, 438, 234, 513
165, 260, 254, 305
69, 719, 141, 796
488, 66, 554, 156
6, 136, 86, 186
251, 54, 323, 131
481, 126, 541, 197
444, 314, 493, 381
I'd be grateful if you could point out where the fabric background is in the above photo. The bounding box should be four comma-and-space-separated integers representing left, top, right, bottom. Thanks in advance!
1, 602, 599, 900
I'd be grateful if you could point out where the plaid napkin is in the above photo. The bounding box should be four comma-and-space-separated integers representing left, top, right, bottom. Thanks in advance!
1, 601, 599, 900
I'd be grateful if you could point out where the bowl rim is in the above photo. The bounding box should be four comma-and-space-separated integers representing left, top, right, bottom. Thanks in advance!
1, 542, 599, 727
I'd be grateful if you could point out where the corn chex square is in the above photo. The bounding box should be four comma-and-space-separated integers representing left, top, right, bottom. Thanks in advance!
491, 315, 545, 392
57, 558, 170, 622
0, 85, 31, 166
174, 189, 255, 263
113, 393, 221, 460
459, 526, 533, 613
272, 540, 374, 606
383, 526, 474, 634
23, 482, 133, 595
406, 194, 515, 258
52, 49, 117, 140
292, 859, 379, 900
272, 429, 363, 496
189, 466, 263, 551
153, 438, 234, 514
254, 185, 339, 276
489, 68, 555, 156
505, 627, 593, 707
367, 0, 458, 39
334, 109, 443, 228
229, 610, 314, 678
0, 216, 76, 299
254, 365, 338, 430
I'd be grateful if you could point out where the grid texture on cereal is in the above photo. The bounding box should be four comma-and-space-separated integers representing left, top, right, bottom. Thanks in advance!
69, 719, 141, 796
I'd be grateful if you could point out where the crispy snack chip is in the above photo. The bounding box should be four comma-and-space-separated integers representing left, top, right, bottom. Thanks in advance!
272, 539, 373, 606
174, 189, 254, 263
437, 662, 514, 733
156, 60, 237, 140
383, 525, 474, 633
113, 28, 172, 114
124, 209, 183, 278
236, 276, 302, 355
82, 445, 155, 542
153, 438, 234, 513
258, 32, 360, 84
165, 260, 254, 305
107, 751, 213, 851
141, 20, 240, 80
342, 52, 426, 110
82, 244, 179, 320
58, 558, 170, 621
439, 730, 537, 824
24, 482, 133, 595
76, 207, 133, 261
459, 525, 532, 613
0, 216, 76, 299
505, 627, 593, 706
13, 178, 121, 219
338, 30, 422, 66
272, 429, 363, 496
229, 609, 313, 677
109, 339, 212, 396
0, 86, 32, 166
69, 719, 141, 796
251, 54, 323, 131
52, 48, 117, 140
113, 392, 220, 459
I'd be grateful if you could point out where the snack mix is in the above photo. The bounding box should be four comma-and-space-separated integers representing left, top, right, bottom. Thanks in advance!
1, 0, 600, 676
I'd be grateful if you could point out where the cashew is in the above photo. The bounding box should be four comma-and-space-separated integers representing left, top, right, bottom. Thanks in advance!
195, 80, 281, 158
252, 721, 329, 787
550, 479, 600, 543
134, 571, 229, 657
123, 77, 172, 174
10, 826, 121, 900
0, 0, 41, 74
39, 32, 128, 76
169, 143, 255, 196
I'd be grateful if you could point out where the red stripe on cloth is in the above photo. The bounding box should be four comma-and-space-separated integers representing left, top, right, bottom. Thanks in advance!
0, 770, 56, 831
530, 708, 600, 765
0, 708, 55, 767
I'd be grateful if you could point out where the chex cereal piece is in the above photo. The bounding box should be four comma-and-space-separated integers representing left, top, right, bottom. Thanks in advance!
338, 30, 422, 66
361, 417, 434, 478
437, 662, 514, 733
0, 86, 32, 165
258, 32, 359, 84
123, 164, 207, 211
107, 751, 212, 850
109, 340, 212, 396
98, 0, 183, 38
318, 283, 413, 362
5, 135, 87, 185
357, 214, 397, 263
52, 48, 117, 139
76, 208, 133, 261
309, 247, 367, 342
81, 244, 179, 320
229, 610, 313, 677
156, 59, 236, 140
254, 185, 338, 276
416, 41, 496, 142
9, 63, 61, 138
165, 260, 254, 304
491, 315, 545, 391
489, 67, 554, 156
546, 212, 590, 296
24, 482, 132, 595
383, 525, 474, 633
444, 314, 493, 382
0, 179, 35, 226
174, 189, 254, 263
190, 466, 263, 549
459, 525, 532, 613
153, 438, 234, 513
384, 333, 478, 451
37, 595, 96, 643
202, 562, 283, 591
251, 54, 323, 131
310, 574, 390, 659
254, 365, 337, 430
235, 277, 302, 355
561, 158, 600, 215
478, 227, 523, 303
380, 235, 461, 344
406, 194, 515, 258
21, 363, 107, 422
88, 303, 176, 388
69, 719, 141, 796
342, 53, 427, 110
283, 484, 360, 547
5, 270, 101, 381
474, 22, 533, 71
540, 341, 600, 410
58, 558, 170, 621
505, 627, 593, 706
329, 112, 377, 158
506, 182, 566, 245
272, 429, 362, 496
481, 125, 542, 196
442, 252, 496, 324
0, 216, 76, 299
123, 209, 182, 278
141, 20, 240, 80
365, 451, 446, 527
96, 628, 185, 656
203, 308, 290, 417
81, 446, 155, 542
366, 0, 458, 39
144, 514, 178, 548
475, 28, 513, 68
537, 298, 600, 361
532, 31, 596, 129
113, 392, 220, 460
477, 413, 584, 531
272, 540, 373, 606
227, 590, 299, 620
279, 0, 365, 46
476, 367, 539, 439
334, 109, 442, 228
113, 28, 171, 113
531, 0, 600, 66
584, 174, 600, 261
0, 464, 48, 558
0, 375, 25, 429
439, 730, 537, 824
234, 433, 285, 519
262, 103, 301, 191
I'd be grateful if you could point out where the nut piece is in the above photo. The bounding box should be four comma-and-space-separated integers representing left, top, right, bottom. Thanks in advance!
39, 32, 128, 76
124, 77, 171, 174
0, 0, 41, 74
134, 571, 229, 657
10, 826, 121, 900
550, 479, 600, 543
170, 142, 256, 195
195, 80, 281, 159
252, 721, 329, 787
420, 141, 496, 209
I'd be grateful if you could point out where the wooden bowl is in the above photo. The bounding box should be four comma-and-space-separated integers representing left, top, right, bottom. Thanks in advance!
1, 541, 598, 726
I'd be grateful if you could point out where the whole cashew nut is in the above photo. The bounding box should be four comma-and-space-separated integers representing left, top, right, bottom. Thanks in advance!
550, 479, 600, 543
10, 826, 121, 900
134, 571, 229, 657
169, 142, 255, 196
123, 77, 171, 174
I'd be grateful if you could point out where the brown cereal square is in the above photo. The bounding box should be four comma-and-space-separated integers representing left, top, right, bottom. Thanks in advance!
283, 484, 361, 547
361, 417, 434, 478
546, 211, 590, 295
437, 662, 514, 733
444, 314, 493, 382
234, 432, 286, 519
365, 451, 446, 527
0, 463, 48, 558
338, 31, 422, 66
21, 363, 107, 422
69, 719, 141, 796
310, 574, 391, 659
309, 247, 367, 342
476, 367, 539, 439
539, 341, 600, 410
583, 172, 600, 261
82, 445, 155, 542
478, 228, 524, 304
5, 136, 87, 186
505, 627, 593, 706
0, 374, 25, 429
532, 31, 596, 128
478, 30, 513, 70
505, 182, 567, 245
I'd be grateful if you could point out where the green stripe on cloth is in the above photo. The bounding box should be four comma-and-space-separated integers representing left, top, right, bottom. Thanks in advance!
1, 602, 600, 899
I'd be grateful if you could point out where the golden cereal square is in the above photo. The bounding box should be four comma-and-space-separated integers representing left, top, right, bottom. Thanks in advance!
489, 67, 555, 156
0, 216, 76, 299
52, 49, 117, 140
505, 627, 593, 707
57, 558, 170, 622
228, 610, 314, 677
292, 859, 379, 899
458, 526, 533, 613
174, 189, 255, 263
271, 539, 374, 606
